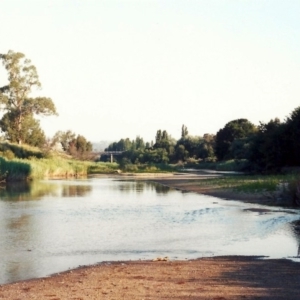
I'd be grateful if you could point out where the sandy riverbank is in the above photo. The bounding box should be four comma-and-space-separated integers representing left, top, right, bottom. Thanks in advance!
1, 256, 300, 299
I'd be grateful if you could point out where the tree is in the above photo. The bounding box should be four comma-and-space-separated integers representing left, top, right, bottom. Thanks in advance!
154, 129, 175, 153
248, 118, 285, 171
175, 136, 200, 161
196, 134, 216, 161
0, 111, 46, 147
53, 130, 76, 152
215, 119, 257, 161
181, 124, 188, 139
0, 50, 57, 144
53, 130, 92, 157
284, 106, 300, 166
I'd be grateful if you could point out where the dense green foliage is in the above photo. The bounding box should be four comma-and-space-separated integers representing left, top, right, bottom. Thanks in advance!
104, 128, 216, 167
215, 119, 257, 161
248, 107, 300, 171
0, 50, 57, 146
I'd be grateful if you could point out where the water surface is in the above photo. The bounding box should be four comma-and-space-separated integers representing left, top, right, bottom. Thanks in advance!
0, 177, 299, 284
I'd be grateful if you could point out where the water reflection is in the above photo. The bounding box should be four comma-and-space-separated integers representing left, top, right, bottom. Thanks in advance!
153, 183, 171, 194
113, 181, 171, 195
0, 181, 93, 202
61, 185, 92, 197
0, 181, 57, 201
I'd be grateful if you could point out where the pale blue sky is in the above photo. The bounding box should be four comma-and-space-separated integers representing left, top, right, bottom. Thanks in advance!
1, 0, 299, 143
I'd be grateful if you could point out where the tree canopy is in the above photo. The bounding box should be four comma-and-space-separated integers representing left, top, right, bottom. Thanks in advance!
215, 119, 257, 161
0, 50, 57, 145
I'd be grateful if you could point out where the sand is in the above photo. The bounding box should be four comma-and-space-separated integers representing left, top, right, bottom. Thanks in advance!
1, 257, 300, 299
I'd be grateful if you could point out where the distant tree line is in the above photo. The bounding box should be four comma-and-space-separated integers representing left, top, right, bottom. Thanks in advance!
105, 106, 300, 172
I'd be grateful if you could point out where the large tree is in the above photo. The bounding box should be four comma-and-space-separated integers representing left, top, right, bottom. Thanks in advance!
215, 119, 257, 161
0, 50, 57, 145
0, 112, 46, 147
284, 106, 300, 166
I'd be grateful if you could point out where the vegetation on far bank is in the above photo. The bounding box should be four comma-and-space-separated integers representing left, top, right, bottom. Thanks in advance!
193, 173, 296, 193
0, 141, 119, 181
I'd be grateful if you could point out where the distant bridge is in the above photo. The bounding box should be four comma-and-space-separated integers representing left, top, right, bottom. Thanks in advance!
98, 151, 124, 163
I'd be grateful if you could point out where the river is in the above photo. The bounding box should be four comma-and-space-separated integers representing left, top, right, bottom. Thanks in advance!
0, 177, 299, 285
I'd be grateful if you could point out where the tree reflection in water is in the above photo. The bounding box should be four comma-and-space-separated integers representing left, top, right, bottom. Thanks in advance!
154, 183, 171, 194
62, 185, 92, 197
0, 181, 58, 201
113, 181, 172, 195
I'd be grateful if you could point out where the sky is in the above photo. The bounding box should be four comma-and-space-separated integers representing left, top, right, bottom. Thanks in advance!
1, 0, 300, 144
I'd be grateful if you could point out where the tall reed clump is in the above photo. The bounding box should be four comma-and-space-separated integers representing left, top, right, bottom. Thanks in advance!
0, 156, 92, 181
25, 158, 90, 180
0, 157, 31, 181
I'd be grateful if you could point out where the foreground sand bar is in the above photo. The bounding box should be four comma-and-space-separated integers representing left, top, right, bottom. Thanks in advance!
1, 256, 300, 299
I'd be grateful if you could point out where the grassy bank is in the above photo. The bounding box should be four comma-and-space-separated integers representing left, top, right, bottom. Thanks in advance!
193, 174, 296, 193
184, 159, 250, 172
119, 163, 178, 173
0, 157, 120, 182
184, 173, 300, 206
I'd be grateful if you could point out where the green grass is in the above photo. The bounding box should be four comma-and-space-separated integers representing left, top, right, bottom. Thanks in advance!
195, 174, 299, 193
184, 159, 250, 172
87, 162, 119, 174
120, 163, 178, 173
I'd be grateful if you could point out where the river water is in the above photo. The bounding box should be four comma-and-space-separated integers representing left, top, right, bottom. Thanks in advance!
0, 177, 300, 284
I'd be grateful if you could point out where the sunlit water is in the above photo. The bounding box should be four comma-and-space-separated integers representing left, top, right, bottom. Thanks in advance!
0, 177, 300, 284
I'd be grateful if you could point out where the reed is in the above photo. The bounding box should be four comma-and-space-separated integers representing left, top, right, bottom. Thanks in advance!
0, 157, 94, 181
